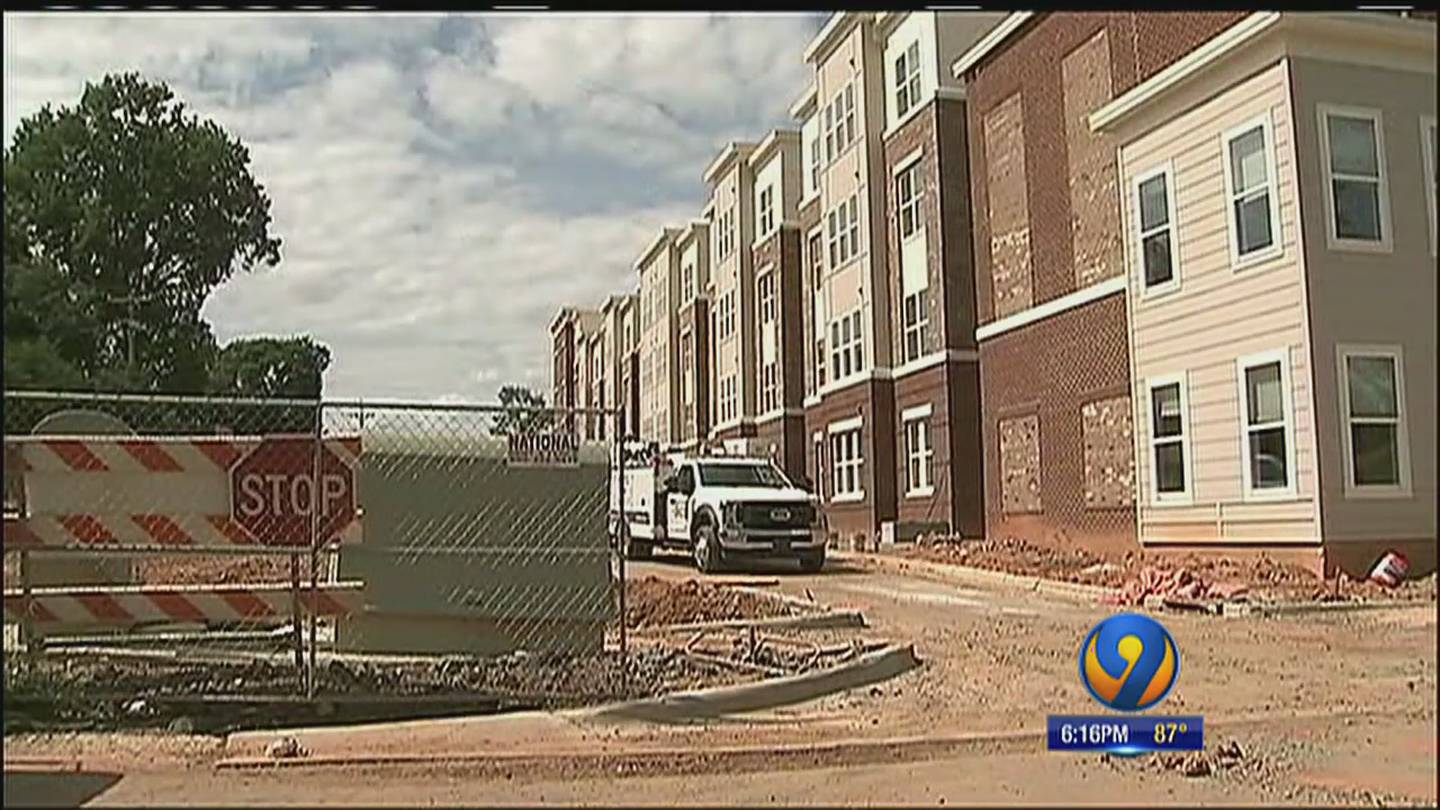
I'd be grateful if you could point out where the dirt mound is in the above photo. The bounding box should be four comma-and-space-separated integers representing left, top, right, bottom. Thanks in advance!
625, 576, 797, 629
907, 535, 1436, 605
907, 536, 1119, 586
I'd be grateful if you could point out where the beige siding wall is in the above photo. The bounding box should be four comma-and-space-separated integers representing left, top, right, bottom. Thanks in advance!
1121, 60, 1320, 545
637, 239, 678, 444
1290, 56, 1438, 545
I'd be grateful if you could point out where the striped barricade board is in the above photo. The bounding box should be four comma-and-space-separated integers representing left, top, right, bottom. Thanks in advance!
3, 581, 364, 626
2, 435, 362, 550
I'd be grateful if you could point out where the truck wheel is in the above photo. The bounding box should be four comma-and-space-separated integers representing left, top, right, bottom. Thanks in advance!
693, 523, 724, 574
798, 549, 825, 573
625, 538, 652, 560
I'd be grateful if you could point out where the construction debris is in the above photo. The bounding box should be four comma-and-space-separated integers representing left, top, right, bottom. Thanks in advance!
625, 576, 802, 629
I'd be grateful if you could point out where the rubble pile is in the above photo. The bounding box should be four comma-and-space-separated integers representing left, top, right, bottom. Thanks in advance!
625, 576, 799, 628
909, 536, 1121, 586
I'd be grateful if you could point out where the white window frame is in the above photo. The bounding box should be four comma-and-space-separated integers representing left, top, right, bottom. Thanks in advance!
757, 269, 776, 325
1220, 113, 1284, 270
1336, 344, 1412, 499
758, 185, 775, 239
812, 431, 826, 500
896, 159, 924, 243
902, 403, 934, 497
1132, 162, 1181, 298
1421, 115, 1437, 257
1316, 104, 1393, 254
827, 416, 865, 503
1146, 372, 1193, 506
894, 40, 922, 122
1234, 349, 1298, 501
902, 286, 928, 363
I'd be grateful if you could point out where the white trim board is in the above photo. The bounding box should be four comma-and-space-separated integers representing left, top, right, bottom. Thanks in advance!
975, 277, 1125, 342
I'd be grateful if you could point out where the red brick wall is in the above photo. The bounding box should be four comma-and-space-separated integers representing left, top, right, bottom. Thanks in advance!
805, 379, 896, 538
979, 294, 1135, 556
966, 12, 1248, 325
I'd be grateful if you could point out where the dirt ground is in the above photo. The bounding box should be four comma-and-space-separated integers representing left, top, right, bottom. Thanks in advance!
904, 535, 1438, 604
5, 556, 1435, 806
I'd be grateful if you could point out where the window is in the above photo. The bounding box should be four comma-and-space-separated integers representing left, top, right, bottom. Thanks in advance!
1319, 106, 1390, 248
1134, 165, 1178, 293
826, 195, 860, 268
1147, 374, 1191, 503
718, 375, 739, 424
894, 40, 922, 121
812, 434, 825, 499
716, 290, 736, 342
757, 271, 776, 325
903, 406, 933, 496
1420, 116, 1436, 254
682, 261, 695, 303
1222, 117, 1281, 265
829, 421, 864, 501
1338, 346, 1410, 496
758, 185, 775, 238
814, 333, 826, 389
830, 309, 863, 381
897, 160, 923, 241
1237, 351, 1295, 498
902, 287, 928, 363
680, 332, 693, 405
809, 133, 822, 194
761, 362, 779, 412
823, 82, 856, 164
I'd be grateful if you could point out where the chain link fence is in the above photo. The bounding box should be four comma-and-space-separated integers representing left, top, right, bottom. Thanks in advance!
3, 389, 628, 732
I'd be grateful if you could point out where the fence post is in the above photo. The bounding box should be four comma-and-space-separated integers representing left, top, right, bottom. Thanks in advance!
307, 401, 322, 699
19, 548, 35, 654
290, 553, 303, 673
615, 408, 627, 695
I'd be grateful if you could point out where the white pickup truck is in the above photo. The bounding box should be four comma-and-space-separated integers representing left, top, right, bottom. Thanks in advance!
610, 441, 827, 573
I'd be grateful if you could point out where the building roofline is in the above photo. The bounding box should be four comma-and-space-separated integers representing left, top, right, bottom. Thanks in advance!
633, 227, 680, 271
747, 128, 800, 170
1090, 12, 1435, 135
702, 141, 757, 185
788, 82, 818, 120
548, 307, 574, 334
950, 12, 1034, 79
802, 12, 873, 65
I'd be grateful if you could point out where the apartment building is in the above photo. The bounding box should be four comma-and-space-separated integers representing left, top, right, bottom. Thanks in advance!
793, 11, 1004, 537
795, 13, 898, 537
954, 12, 1250, 557
636, 227, 684, 447
871, 10, 1005, 538
1089, 12, 1436, 575
703, 141, 759, 447
747, 129, 809, 482
675, 220, 712, 450
549, 306, 603, 433
600, 293, 638, 439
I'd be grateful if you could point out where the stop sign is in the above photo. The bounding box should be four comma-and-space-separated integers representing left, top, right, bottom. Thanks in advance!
230, 437, 357, 546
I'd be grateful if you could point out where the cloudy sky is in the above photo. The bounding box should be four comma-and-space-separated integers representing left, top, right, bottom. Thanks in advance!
3, 12, 825, 402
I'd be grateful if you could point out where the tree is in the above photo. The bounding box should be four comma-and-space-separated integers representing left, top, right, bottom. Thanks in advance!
209, 336, 332, 399
4, 72, 282, 392
492, 385, 554, 435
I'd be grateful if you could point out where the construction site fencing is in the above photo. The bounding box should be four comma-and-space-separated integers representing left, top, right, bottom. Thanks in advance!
3, 389, 628, 728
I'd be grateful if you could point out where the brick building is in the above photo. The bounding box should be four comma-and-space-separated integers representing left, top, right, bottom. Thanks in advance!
954, 12, 1250, 556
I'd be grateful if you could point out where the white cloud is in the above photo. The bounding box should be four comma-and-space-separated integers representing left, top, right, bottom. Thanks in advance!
3, 11, 824, 403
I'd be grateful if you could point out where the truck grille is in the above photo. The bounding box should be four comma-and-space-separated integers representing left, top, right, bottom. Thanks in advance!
738, 503, 814, 529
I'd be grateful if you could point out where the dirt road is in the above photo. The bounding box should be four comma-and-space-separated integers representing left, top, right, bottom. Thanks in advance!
11, 552, 1436, 806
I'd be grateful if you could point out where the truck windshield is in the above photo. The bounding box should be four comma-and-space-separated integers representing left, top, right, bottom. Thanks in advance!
697, 464, 790, 488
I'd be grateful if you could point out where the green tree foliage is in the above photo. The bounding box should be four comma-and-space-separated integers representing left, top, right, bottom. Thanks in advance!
492, 384, 554, 435
209, 336, 332, 399
4, 72, 283, 393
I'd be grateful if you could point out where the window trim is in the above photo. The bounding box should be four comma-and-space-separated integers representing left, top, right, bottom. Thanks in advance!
896, 159, 924, 244
1316, 103, 1393, 254
901, 403, 934, 498
901, 287, 929, 364
1145, 372, 1194, 506
827, 417, 865, 504
1234, 348, 1298, 502
1421, 115, 1437, 258
1132, 162, 1181, 299
1336, 344, 1412, 499
1220, 112, 1284, 270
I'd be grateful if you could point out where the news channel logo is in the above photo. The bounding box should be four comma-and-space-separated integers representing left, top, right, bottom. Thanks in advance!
1078, 612, 1179, 712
